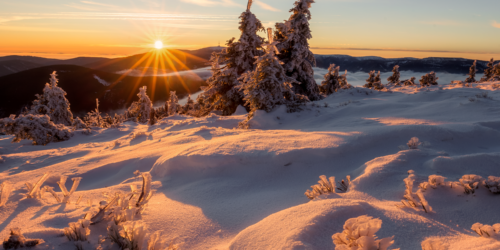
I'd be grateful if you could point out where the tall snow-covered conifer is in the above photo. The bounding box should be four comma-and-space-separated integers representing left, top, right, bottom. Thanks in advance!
465, 60, 477, 83
481, 58, 495, 82
274, 0, 320, 101
30, 72, 74, 126
204, 0, 265, 115
240, 28, 299, 117
387, 65, 401, 85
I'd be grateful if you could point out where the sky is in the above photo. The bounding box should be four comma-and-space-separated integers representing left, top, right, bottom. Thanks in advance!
0, 0, 499, 60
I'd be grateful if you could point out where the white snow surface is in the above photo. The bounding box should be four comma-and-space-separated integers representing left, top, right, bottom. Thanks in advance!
1, 82, 500, 249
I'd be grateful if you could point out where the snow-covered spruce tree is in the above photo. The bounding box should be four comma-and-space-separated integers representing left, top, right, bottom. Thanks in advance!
181, 95, 195, 115
465, 60, 477, 83
167, 91, 179, 116
84, 99, 103, 127
274, 0, 321, 101
29, 71, 74, 126
419, 72, 439, 87
0, 114, 73, 145
239, 28, 306, 128
127, 86, 152, 124
481, 58, 495, 82
493, 63, 500, 81
332, 215, 395, 250
149, 108, 156, 126
387, 65, 401, 85
203, 1, 265, 115
364, 71, 384, 90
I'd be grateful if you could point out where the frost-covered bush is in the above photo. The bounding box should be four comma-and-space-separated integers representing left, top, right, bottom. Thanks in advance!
458, 174, 483, 194
167, 91, 179, 116
127, 86, 153, 124
332, 215, 396, 250
421, 238, 449, 250
64, 219, 90, 241
29, 71, 74, 126
274, 0, 321, 101
484, 176, 500, 194
2, 228, 44, 249
399, 171, 432, 213
73, 117, 88, 129
419, 175, 447, 190
84, 99, 104, 128
25, 172, 50, 199
304, 175, 335, 199
0, 114, 73, 145
319, 64, 351, 95
493, 63, 500, 81
0, 182, 13, 207
403, 77, 416, 86
147, 231, 179, 250
364, 71, 384, 90
387, 65, 400, 85
465, 60, 477, 83
419, 72, 439, 86
407, 137, 421, 149
471, 222, 500, 239
108, 220, 147, 250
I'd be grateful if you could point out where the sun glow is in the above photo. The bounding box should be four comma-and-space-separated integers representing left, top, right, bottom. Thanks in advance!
154, 41, 163, 49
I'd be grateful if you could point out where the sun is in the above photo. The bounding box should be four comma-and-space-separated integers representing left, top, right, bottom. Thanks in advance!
154, 40, 163, 49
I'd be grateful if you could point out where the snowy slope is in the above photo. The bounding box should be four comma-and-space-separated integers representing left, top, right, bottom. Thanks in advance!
1, 82, 500, 249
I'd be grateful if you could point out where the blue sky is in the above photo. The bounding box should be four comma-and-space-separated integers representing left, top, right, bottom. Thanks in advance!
0, 0, 499, 59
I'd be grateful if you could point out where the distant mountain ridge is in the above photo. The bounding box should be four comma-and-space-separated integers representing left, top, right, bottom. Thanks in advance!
1, 47, 496, 77
315, 55, 498, 74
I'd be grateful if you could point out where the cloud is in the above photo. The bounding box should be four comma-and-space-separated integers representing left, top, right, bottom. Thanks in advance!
493, 21, 500, 29
254, 0, 280, 12
420, 20, 463, 27
181, 0, 242, 7
0, 12, 236, 23
81, 1, 117, 8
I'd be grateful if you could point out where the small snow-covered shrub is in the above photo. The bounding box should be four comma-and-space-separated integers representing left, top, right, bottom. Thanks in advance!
364, 70, 384, 90
2, 228, 44, 249
128, 86, 153, 124
0, 182, 13, 207
419, 175, 447, 190
168, 91, 179, 116
471, 222, 500, 239
421, 238, 449, 250
25, 172, 50, 199
398, 170, 432, 213
64, 219, 90, 241
419, 72, 439, 86
305, 175, 336, 200
73, 117, 87, 130
484, 176, 500, 194
108, 220, 147, 250
332, 215, 396, 250
407, 137, 421, 149
337, 176, 351, 193
0, 114, 73, 145
147, 231, 179, 250
403, 77, 416, 86
458, 174, 483, 194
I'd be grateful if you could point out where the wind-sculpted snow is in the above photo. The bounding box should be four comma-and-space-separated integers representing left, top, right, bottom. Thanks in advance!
0, 82, 500, 249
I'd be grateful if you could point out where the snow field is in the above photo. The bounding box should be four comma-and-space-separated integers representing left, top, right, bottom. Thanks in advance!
0, 83, 500, 249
